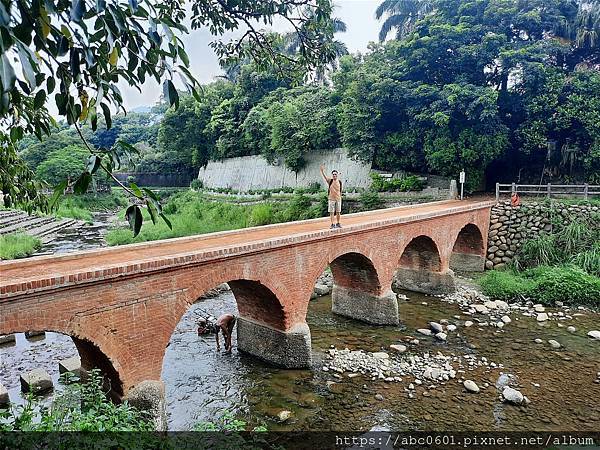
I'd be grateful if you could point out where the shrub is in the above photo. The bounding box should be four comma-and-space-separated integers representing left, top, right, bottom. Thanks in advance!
359, 190, 383, 210
0, 369, 152, 431
525, 266, 600, 306
0, 233, 41, 260
190, 179, 203, 190
479, 270, 533, 301
249, 204, 275, 226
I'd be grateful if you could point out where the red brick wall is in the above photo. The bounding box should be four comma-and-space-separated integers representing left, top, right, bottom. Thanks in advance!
0, 206, 491, 393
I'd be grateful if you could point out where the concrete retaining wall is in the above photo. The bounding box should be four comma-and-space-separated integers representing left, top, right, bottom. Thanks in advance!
197, 149, 372, 191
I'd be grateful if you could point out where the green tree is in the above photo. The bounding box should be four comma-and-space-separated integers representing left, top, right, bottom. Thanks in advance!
1, 0, 339, 234
35, 145, 89, 186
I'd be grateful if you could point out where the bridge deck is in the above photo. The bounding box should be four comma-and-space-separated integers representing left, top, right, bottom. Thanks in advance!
0, 200, 494, 297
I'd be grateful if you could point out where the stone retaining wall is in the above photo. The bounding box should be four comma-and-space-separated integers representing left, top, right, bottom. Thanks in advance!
486, 201, 599, 270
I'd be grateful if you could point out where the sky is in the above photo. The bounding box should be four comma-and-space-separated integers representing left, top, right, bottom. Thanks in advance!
121, 0, 382, 110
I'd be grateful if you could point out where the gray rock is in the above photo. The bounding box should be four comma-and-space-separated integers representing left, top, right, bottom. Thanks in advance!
429, 322, 444, 333
390, 344, 407, 353
0, 334, 16, 345
434, 332, 447, 341
277, 410, 292, 422
58, 356, 86, 379
588, 330, 600, 340
463, 380, 479, 393
314, 283, 331, 296
20, 368, 53, 394
536, 313, 549, 322
548, 340, 561, 349
502, 387, 524, 405
0, 383, 8, 405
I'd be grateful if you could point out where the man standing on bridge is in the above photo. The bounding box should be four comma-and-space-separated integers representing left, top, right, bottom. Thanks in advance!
320, 164, 343, 229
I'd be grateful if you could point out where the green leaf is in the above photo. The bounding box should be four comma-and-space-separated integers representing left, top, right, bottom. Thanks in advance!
50, 180, 68, 209
70, 0, 86, 22
0, 2, 9, 26
34, 90, 46, 109
86, 155, 102, 174
160, 213, 172, 230
9, 126, 23, 142
142, 187, 159, 202
17, 44, 37, 89
46, 77, 55, 94
0, 54, 16, 92
125, 205, 143, 237
163, 79, 178, 108
73, 172, 92, 194
128, 0, 138, 13
100, 103, 112, 129
129, 182, 143, 197
146, 199, 158, 224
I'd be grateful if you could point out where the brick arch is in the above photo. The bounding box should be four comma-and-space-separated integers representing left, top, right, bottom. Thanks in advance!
0, 324, 124, 398
452, 223, 484, 256
450, 223, 486, 272
399, 235, 442, 272
329, 252, 382, 296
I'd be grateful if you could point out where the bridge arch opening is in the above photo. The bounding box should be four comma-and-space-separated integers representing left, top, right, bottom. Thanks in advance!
0, 330, 124, 405
329, 252, 381, 295
395, 235, 454, 294
399, 235, 441, 271
450, 224, 485, 272
324, 252, 398, 325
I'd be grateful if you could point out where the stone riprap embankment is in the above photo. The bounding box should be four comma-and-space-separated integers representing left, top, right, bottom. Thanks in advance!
486, 201, 598, 270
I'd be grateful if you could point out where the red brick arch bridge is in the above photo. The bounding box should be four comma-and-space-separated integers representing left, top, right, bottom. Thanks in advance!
0, 200, 492, 409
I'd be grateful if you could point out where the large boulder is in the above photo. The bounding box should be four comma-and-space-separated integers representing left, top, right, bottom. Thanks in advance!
0, 383, 9, 405
20, 368, 53, 394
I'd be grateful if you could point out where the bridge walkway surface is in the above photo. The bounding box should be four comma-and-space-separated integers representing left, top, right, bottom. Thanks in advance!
0, 199, 493, 296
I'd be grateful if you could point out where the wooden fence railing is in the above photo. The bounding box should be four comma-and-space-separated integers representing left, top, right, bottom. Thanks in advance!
495, 183, 600, 201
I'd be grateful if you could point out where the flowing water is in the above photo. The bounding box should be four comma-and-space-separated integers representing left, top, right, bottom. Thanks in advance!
2, 290, 599, 431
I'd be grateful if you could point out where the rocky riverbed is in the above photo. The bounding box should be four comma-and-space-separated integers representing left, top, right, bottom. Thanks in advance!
1, 285, 599, 431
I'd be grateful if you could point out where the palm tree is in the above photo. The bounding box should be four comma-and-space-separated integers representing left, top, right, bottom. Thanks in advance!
375, 0, 433, 42
555, 0, 600, 68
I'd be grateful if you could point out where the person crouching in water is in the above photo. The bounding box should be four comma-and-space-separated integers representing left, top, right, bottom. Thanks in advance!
197, 313, 236, 353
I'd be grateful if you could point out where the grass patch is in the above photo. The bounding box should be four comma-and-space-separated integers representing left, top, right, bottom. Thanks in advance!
479, 266, 600, 306
106, 191, 327, 246
0, 233, 41, 260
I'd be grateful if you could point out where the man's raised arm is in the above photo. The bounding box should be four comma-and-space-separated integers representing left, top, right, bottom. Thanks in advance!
320, 164, 330, 184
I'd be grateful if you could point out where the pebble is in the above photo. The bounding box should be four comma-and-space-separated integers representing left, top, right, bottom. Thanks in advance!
463, 380, 479, 393
548, 340, 561, 349
390, 344, 407, 353
277, 410, 292, 422
588, 331, 600, 340
429, 322, 444, 333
